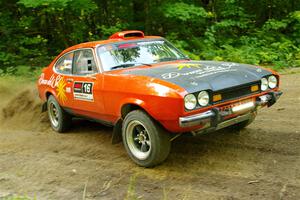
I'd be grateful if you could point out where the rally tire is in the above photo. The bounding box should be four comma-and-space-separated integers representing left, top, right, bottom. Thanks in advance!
47, 95, 72, 133
122, 110, 171, 167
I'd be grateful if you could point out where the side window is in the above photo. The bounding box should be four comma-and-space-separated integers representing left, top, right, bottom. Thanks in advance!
55, 52, 74, 74
73, 49, 97, 75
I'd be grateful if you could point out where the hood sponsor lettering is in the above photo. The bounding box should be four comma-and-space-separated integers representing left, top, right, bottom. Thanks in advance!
221, 62, 238, 67
161, 72, 180, 79
121, 61, 272, 93
161, 65, 237, 80
177, 63, 201, 70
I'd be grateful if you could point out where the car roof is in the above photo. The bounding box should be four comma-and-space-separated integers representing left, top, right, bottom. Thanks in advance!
61, 31, 162, 55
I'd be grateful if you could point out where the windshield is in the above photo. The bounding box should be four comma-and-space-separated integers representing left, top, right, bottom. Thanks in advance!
97, 39, 187, 71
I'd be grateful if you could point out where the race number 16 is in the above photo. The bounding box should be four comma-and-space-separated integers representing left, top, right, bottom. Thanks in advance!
83, 83, 92, 94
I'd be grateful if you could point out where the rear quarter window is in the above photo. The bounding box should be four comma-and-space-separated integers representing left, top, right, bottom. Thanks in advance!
54, 52, 74, 75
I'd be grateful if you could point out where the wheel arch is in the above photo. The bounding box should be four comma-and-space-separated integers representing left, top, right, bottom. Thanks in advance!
45, 91, 53, 99
121, 103, 147, 119
112, 100, 155, 145
41, 90, 56, 112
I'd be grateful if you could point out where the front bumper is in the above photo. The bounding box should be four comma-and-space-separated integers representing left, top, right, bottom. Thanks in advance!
179, 91, 282, 132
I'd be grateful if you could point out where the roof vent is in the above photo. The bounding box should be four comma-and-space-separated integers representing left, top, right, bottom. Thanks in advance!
109, 30, 144, 40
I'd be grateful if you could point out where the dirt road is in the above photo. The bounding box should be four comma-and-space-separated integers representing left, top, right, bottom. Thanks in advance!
0, 72, 299, 200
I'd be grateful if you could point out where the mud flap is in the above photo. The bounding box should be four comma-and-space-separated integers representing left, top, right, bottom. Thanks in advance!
111, 119, 123, 144
41, 102, 47, 112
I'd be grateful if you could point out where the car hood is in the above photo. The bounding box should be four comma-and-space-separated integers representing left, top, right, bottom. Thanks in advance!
122, 61, 272, 93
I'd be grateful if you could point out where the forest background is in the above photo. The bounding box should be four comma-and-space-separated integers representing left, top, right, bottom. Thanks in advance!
1, 0, 300, 77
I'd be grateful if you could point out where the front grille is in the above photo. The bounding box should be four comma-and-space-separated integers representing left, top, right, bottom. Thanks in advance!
213, 82, 260, 103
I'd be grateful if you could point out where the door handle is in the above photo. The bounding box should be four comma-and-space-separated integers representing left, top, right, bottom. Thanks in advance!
66, 78, 73, 83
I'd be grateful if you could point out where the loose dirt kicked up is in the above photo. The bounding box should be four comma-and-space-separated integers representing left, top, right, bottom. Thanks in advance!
0, 72, 299, 200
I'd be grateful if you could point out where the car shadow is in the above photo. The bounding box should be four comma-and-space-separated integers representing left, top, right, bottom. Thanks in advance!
68, 118, 113, 134
171, 128, 244, 153
66, 118, 250, 164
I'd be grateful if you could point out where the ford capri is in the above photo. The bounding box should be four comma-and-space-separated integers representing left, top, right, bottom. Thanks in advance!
37, 30, 282, 167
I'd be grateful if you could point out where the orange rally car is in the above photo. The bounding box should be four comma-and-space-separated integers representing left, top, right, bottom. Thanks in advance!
37, 30, 282, 167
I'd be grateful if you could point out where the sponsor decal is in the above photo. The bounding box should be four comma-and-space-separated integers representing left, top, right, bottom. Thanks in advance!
73, 82, 94, 101
161, 72, 180, 79
66, 87, 71, 93
118, 43, 137, 49
177, 63, 201, 70
56, 78, 67, 104
161, 65, 237, 80
256, 68, 262, 73
38, 73, 63, 88
221, 63, 238, 67
39, 73, 67, 104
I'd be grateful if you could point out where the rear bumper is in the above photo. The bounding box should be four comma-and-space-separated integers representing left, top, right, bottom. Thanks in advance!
179, 91, 282, 132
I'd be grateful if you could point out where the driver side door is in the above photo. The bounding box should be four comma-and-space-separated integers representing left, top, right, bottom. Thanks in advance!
69, 48, 105, 120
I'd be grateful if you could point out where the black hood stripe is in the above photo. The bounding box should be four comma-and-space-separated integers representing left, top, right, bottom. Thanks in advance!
123, 61, 272, 93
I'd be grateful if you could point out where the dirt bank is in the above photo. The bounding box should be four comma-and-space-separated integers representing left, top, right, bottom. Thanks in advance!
0, 72, 299, 200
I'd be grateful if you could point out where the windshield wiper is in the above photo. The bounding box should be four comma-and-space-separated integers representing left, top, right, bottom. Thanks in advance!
111, 62, 152, 70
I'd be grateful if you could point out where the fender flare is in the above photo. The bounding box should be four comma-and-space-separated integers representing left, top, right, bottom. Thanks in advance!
112, 98, 150, 144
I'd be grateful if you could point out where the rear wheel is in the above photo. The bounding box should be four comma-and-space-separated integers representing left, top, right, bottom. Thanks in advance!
47, 95, 72, 133
122, 110, 171, 167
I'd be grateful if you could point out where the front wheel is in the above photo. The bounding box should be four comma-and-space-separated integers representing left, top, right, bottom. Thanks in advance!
47, 95, 72, 133
122, 110, 171, 167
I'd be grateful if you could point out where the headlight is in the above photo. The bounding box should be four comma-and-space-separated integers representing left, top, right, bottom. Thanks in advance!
261, 78, 268, 91
184, 94, 197, 110
197, 91, 210, 106
268, 75, 277, 89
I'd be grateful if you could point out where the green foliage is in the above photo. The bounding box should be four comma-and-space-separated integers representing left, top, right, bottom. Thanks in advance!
1, 0, 300, 76
18, 0, 70, 8
97, 23, 129, 39
163, 2, 209, 21
18, 0, 97, 12
263, 19, 288, 30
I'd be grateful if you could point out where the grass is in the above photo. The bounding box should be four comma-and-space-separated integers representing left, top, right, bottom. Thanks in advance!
0, 66, 42, 82
0, 74, 39, 83
1, 195, 35, 200
124, 174, 179, 200
125, 174, 138, 200
0, 76, 36, 96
